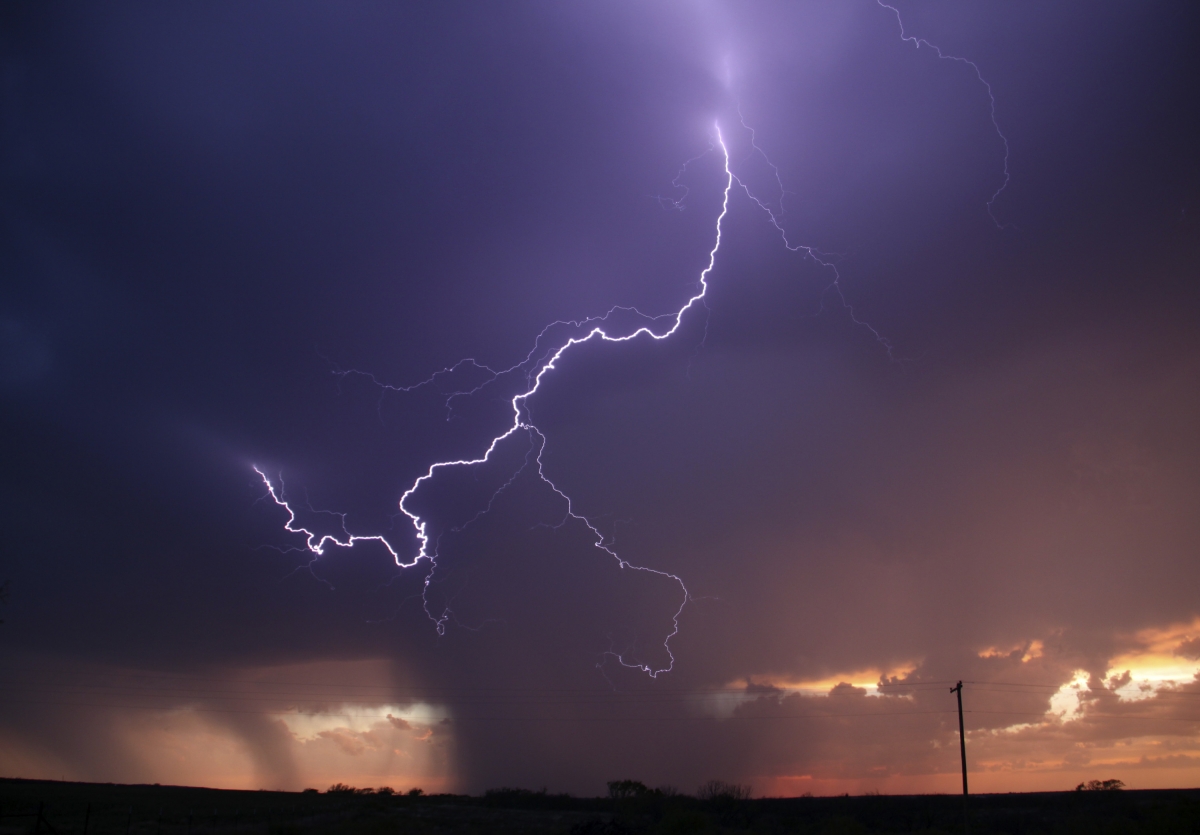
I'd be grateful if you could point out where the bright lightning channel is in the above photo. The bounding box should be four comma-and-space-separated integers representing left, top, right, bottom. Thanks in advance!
257, 124, 733, 678
257, 13, 1012, 677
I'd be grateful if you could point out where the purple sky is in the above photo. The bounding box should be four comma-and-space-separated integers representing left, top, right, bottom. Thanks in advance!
1, 1, 1198, 795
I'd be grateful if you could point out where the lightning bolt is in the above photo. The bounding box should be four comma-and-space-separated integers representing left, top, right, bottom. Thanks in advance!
256, 8, 1014, 677
877, 0, 1012, 227
730, 105, 897, 356
254, 466, 403, 564
256, 124, 731, 677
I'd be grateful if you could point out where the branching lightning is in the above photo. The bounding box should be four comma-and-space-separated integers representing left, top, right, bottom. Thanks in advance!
731, 106, 897, 356
257, 125, 731, 677
877, 0, 1012, 227
256, 5, 1013, 678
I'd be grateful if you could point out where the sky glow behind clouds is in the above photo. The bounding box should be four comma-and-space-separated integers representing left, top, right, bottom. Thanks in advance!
1, 0, 1199, 795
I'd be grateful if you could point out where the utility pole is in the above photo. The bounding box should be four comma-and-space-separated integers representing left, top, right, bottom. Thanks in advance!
951, 681, 969, 835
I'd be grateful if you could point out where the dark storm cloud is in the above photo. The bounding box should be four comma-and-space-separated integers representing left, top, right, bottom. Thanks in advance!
1, 1, 1198, 794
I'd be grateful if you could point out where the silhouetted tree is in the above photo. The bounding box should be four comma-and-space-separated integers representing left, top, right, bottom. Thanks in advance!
607, 780, 650, 800
1075, 779, 1125, 791
697, 780, 752, 801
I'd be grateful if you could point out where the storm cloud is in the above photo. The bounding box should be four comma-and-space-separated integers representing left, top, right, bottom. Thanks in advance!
1, 1, 1198, 795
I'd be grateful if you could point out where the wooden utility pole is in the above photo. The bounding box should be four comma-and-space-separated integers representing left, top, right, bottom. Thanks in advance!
951, 681, 969, 834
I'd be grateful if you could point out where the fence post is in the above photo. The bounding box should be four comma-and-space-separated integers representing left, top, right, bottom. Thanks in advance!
83, 803, 91, 835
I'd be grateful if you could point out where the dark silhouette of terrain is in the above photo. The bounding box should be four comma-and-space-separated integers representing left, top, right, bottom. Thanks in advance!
1, 777, 1197, 834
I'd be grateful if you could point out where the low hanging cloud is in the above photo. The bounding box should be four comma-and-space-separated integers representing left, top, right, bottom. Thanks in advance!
0, 657, 454, 792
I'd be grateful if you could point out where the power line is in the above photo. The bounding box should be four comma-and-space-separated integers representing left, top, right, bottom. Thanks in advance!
0, 700, 960, 720
0, 698, 1194, 723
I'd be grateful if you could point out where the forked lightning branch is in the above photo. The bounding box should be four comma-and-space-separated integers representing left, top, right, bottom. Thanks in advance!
256, 5, 1010, 679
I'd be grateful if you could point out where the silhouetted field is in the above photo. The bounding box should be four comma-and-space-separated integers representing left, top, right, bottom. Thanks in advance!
2, 778, 1198, 834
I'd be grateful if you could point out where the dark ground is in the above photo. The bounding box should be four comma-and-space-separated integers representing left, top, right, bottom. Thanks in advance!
2, 778, 1198, 835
